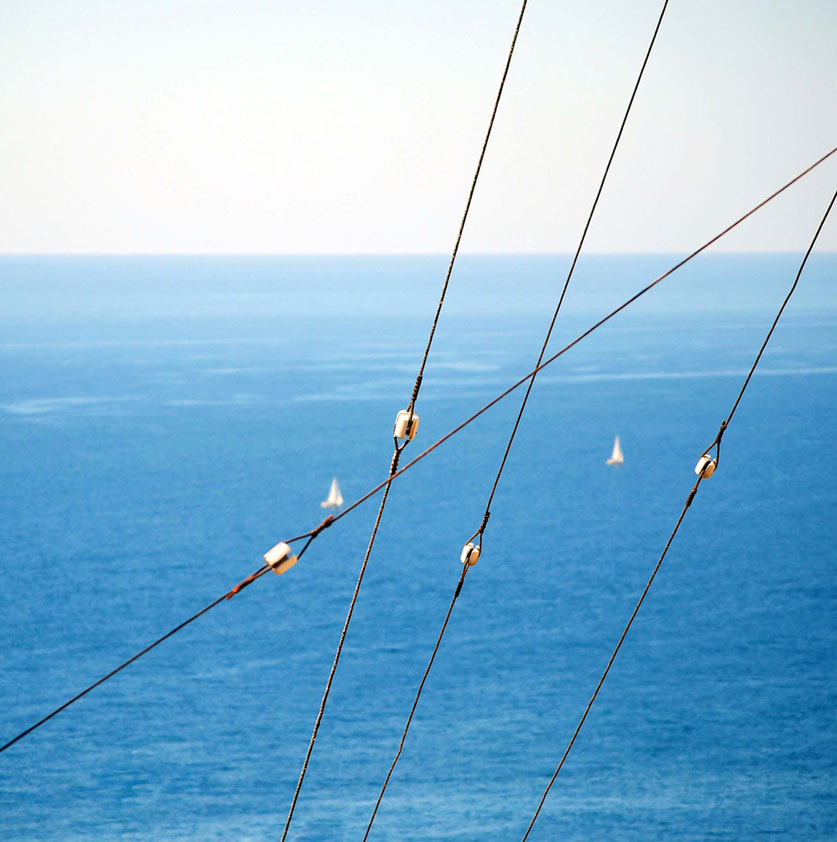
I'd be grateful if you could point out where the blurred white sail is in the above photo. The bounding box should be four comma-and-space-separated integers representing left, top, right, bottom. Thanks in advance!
321, 476, 344, 509
606, 436, 624, 466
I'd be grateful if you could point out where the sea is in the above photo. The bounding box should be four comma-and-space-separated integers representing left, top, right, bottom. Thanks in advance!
1, 254, 835, 841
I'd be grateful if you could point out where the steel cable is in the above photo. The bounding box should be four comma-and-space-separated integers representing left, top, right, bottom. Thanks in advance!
325, 144, 837, 534
407, 0, 529, 413
519, 183, 837, 841
480, 0, 670, 530
356, 2, 670, 834
279, 447, 402, 841
279, 4, 530, 836
361, 562, 471, 842
2, 147, 832, 757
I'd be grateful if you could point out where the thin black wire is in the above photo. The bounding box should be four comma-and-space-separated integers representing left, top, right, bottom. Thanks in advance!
361, 562, 471, 841
481, 0, 670, 522
358, 4, 670, 834
0, 543, 320, 756
520, 479, 700, 841
519, 183, 837, 841
279, 447, 402, 842
407, 0, 529, 414
279, 5, 530, 835
2, 147, 832, 757
326, 144, 837, 532
0, 576, 256, 755
724, 188, 837, 429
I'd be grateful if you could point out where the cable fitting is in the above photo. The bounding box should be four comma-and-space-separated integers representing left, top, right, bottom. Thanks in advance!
264, 542, 299, 576
695, 453, 717, 479
410, 373, 423, 407
460, 542, 480, 567
311, 515, 333, 538
393, 409, 419, 441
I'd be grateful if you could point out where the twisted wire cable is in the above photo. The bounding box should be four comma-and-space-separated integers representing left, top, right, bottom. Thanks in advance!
407, 0, 529, 414
480, 0, 670, 530
360, 562, 471, 842
279, 4, 530, 836
2, 147, 833, 757
519, 182, 837, 841
356, 2, 671, 834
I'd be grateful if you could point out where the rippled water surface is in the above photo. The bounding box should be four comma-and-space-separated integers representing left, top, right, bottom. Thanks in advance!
1, 256, 835, 840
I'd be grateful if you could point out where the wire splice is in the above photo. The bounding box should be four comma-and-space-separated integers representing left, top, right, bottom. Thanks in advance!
225, 569, 265, 600
310, 514, 334, 538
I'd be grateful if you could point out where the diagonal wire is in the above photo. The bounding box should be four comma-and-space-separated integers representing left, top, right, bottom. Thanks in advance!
279, 447, 402, 842
0, 526, 327, 756
279, 4, 530, 837
361, 562, 471, 842
0, 536, 318, 756
406, 0, 529, 413
519, 182, 837, 842
723, 195, 837, 429
520, 478, 700, 841
479, 0, 670, 527
0, 590, 235, 755
357, 3, 670, 834
1, 146, 832, 757
325, 143, 837, 532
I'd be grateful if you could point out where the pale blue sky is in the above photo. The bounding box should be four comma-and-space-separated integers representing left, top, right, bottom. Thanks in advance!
1, 0, 835, 253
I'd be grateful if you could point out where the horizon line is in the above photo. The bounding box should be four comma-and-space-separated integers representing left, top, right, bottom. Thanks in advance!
1, 251, 835, 258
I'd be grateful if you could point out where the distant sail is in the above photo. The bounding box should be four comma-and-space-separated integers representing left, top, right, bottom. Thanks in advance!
606, 435, 624, 466
321, 476, 344, 509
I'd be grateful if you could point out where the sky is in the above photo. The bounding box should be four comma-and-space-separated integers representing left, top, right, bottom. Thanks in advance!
1, 0, 836, 254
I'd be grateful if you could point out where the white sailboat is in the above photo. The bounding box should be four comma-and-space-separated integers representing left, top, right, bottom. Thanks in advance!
606, 435, 624, 466
321, 476, 344, 510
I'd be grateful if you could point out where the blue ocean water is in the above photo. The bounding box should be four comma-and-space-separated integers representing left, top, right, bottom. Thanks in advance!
0, 255, 835, 841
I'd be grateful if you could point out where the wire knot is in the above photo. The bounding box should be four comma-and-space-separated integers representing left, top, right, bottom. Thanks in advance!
226, 571, 260, 600
310, 515, 334, 538
479, 510, 491, 534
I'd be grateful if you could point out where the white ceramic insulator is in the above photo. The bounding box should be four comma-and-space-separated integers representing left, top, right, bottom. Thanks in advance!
695, 454, 717, 478
264, 541, 291, 568
393, 409, 419, 441
263, 542, 299, 575
460, 542, 480, 566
